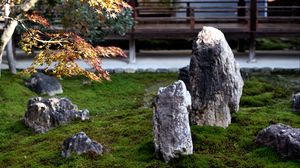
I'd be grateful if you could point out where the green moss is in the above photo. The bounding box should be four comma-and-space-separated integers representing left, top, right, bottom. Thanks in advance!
0, 71, 299, 167
256, 38, 290, 50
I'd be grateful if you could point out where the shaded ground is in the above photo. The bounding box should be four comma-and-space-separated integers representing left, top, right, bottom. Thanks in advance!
0, 71, 299, 167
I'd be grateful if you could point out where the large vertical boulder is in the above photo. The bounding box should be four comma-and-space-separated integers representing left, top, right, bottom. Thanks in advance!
189, 26, 244, 128
179, 66, 190, 91
153, 80, 193, 162
24, 97, 89, 133
256, 123, 300, 160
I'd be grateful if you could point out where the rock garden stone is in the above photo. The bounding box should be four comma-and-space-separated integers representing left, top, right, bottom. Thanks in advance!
179, 66, 190, 91
256, 123, 300, 160
25, 72, 63, 96
292, 92, 300, 112
189, 26, 244, 128
24, 97, 89, 133
153, 80, 193, 162
61, 132, 103, 158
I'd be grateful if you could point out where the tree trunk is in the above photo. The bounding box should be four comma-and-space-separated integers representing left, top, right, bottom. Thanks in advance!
6, 39, 16, 74
5, 0, 17, 74
0, 0, 39, 76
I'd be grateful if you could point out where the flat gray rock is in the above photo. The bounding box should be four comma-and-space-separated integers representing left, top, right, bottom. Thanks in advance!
62, 132, 103, 158
256, 123, 300, 160
25, 72, 63, 96
189, 26, 244, 128
153, 80, 193, 162
24, 97, 89, 133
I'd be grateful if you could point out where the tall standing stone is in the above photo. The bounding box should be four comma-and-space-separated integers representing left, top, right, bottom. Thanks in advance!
179, 66, 190, 91
153, 80, 193, 162
189, 26, 244, 128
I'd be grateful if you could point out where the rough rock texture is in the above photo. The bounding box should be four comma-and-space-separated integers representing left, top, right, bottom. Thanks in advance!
24, 97, 89, 133
292, 92, 300, 112
153, 80, 193, 162
256, 123, 300, 160
25, 73, 63, 96
189, 26, 244, 128
61, 132, 103, 158
179, 66, 190, 91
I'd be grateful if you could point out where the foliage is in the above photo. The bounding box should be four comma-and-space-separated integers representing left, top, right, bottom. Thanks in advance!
256, 38, 300, 50
14, 0, 133, 82
60, 0, 134, 44
19, 28, 126, 81
0, 71, 299, 167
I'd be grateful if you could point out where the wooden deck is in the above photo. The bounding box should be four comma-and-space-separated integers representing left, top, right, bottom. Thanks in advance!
121, 0, 300, 63
1, 0, 299, 64
122, 22, 300, 39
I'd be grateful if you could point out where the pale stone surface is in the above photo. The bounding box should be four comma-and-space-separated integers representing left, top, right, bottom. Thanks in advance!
256, 123, 300, 160
153, 80, 193, 162
61, 132, 103, 158
24, 97, 89, 133
190, 26, 244, 128
25, 72, 63, 96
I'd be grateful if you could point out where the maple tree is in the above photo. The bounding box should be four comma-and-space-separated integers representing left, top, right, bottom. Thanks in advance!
0, 0, 133, 82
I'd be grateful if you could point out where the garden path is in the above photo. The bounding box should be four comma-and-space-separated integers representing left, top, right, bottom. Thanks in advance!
0, 50, 299, 71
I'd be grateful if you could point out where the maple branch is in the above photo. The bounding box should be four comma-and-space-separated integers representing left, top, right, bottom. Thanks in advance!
19, 21, 69, 45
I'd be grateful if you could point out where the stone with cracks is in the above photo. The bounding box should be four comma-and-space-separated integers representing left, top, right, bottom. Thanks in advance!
189, 26, 244, 128
153, 80, 193, 162
256, 123, 300, 160
292, 92, 300, 113
24, 97, 89, 133
25, 72, 63, 96
61, 132, 103, 158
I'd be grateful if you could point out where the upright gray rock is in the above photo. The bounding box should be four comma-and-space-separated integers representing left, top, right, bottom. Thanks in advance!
153, 80, 193, 162
179, 66, 190, 91
25, 73, 63, 96
189, 26, 244, 128
256, 123, 300, 160
24, 97, 89, 133
292, 92, 300, 113
61, 132, 103, 158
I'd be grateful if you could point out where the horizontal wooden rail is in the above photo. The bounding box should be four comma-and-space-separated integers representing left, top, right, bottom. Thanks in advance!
127, 0, 300, 62
0, 0, 297, 64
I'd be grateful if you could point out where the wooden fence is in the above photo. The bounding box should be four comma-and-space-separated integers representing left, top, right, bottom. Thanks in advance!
126, 0, 300, 63
0, 0, 299, 63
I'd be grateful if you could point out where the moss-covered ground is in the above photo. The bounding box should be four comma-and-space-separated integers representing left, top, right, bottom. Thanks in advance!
0, 71, 299, 168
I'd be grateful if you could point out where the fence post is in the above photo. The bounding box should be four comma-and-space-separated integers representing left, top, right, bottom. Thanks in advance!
190, 8, 195, 30
128, 0, 136, 64
238, 0, 246, 23
129, 34, 136, 64
249, 0, 257, 62
237, 0, 246, 52
186, 2, 190, 17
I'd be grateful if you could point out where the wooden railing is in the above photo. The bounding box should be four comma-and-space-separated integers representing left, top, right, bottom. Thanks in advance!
126, 0, 300, 63
129, 0, 300, 33
0, 1, 299, 63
